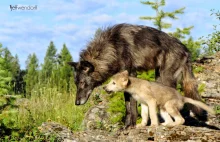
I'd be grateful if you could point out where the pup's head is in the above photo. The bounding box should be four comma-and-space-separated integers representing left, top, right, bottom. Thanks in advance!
104, 70, 129, 93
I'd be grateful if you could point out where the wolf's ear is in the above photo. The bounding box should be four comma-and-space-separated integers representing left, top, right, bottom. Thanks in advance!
80, 61, 94, 74
67, 62, 78, 69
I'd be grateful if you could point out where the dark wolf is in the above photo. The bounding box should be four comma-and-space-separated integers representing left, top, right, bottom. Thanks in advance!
68, 23, 206, 127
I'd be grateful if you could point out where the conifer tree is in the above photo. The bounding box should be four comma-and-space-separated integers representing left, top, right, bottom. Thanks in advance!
25, 53, 39, 96
57, 44, 74, 92
41, 41, 57, 82
140, 0, 201, 60
0, 44, 12, 95
140, 0, 186, 31
1, 48, 22, 94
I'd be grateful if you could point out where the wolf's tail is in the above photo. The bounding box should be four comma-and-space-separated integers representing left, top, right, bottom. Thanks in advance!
184, 97, 215, 115
182, 56, 208, 120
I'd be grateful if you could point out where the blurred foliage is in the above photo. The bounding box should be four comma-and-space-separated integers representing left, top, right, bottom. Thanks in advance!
200, 9, 220, 55
193, 66, 204, 73
107, 92, 126, 124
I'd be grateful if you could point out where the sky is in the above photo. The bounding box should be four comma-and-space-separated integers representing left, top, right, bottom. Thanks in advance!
0, 0, 219, 69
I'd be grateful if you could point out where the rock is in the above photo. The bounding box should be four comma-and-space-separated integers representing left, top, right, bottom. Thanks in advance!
194, 52, 220, 98
38, 122, 76, 141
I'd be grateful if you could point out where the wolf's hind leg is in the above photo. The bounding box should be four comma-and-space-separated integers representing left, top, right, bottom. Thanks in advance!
164, 102, 185, 127
160, 108, 173, 126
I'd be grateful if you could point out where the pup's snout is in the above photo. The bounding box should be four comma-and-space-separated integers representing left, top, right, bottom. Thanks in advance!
103, 86, 107, 90
103, 86, 112, 94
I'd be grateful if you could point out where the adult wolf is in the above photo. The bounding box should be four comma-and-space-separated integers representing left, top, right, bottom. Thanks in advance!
68, 23, 206, 127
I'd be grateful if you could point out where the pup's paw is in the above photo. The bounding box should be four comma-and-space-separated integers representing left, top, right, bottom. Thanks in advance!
150, 122, 159, 127
161, 122, 176, 127
136, 123, 145, 129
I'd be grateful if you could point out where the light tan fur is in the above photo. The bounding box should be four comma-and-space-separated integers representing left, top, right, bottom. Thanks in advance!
104, 70, 215, 127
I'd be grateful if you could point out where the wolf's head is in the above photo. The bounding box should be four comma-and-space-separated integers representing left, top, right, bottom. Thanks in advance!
104, 70, 129, 93
68, 61, 102, 105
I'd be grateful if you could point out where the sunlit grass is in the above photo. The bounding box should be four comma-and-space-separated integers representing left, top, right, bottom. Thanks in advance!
17, 87, 91, 131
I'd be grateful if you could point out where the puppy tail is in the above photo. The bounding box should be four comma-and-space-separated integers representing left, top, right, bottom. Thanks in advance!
184, 97, 215, 115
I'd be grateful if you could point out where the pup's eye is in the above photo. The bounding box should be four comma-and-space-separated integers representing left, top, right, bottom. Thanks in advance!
113, 82, 116, 85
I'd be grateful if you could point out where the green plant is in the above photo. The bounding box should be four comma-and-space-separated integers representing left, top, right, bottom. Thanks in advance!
107, 92, 125, 124
0, 95, 20, 137
17, 85, 91, 132
214, 105, 220, 114
198, 83, 206, 95
193, 66, 204, 73
200, 9, 220, 55
137, 70, 155, 81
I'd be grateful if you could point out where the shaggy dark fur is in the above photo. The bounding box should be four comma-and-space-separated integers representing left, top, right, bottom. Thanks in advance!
68, 23, 206, 127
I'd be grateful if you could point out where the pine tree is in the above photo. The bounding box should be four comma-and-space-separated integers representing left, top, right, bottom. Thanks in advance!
0, 48, 22, 94
25, 53, 39, 96
10, 54, 21, 94
140, 0, 186, 31
41, 41, 57, 82
140, 0, 201, 60
57, 44, 74, 92
0, 44, 12, 95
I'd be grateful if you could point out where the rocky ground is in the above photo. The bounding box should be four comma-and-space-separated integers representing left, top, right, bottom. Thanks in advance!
39, 52, 220, 142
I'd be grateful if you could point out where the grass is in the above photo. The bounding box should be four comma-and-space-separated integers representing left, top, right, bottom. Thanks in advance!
17, 87, 91, 131
0, 83, 92, 140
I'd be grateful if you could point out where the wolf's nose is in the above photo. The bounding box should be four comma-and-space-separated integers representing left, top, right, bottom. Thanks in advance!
75, 100, 80, 105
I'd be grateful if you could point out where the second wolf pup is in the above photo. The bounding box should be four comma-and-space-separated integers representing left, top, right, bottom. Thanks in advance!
104, 70, 215, 127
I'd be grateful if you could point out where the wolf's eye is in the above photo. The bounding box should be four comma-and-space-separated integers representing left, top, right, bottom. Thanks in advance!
113, 82, 116, 85
79, 82, 85, 88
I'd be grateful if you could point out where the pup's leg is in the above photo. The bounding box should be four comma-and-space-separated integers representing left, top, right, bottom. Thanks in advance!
148, 100, 159, 126
164, 101, 185, 127
136, 103, 149, 128
160, 108, 173, 126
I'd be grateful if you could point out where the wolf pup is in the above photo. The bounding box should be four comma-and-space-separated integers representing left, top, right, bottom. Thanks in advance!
104, 70, 215, 127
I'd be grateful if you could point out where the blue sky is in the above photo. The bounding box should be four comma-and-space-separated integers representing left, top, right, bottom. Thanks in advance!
0, 0, 219, 69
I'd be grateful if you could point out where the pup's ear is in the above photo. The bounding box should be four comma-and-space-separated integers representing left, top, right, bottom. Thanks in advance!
121, 70, 129, 86
122, 78, 129, 86
67, 62, 78, 69
80, 61, 94, 74
121, 70, 129, 77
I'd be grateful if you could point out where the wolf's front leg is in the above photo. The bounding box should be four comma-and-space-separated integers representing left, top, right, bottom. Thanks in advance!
148, 100, 159, 126
136, 103, 149, 128
124, 92, 138, 128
